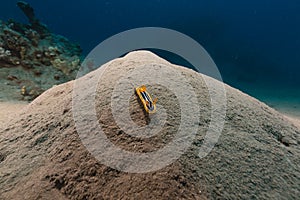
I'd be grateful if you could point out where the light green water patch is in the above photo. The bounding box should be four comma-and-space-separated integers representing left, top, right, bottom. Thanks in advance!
231, 82, 300, 119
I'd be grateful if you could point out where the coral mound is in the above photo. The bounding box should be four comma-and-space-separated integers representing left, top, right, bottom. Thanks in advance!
0, 51, 299, 199
0, 1, 81, 101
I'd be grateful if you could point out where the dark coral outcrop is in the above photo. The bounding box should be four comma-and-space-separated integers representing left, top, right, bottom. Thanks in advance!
0, 1, 82, 101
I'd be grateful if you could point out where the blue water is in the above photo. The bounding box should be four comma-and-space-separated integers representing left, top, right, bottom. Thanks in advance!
1, 0, 300, 115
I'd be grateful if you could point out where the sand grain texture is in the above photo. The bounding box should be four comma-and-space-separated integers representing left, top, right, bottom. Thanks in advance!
0, 51, 299, 199
0, 101, 28, 128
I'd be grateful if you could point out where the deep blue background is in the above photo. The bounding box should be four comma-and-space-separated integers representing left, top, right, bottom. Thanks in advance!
1, 0, 299, 97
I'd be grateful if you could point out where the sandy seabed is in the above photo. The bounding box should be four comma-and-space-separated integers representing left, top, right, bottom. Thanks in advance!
0, 101, 28, 128
1, 101, 299, 130
0, 51, 299, 199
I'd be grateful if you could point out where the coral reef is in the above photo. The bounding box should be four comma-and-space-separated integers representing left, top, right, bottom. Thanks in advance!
0, 1, 82, 101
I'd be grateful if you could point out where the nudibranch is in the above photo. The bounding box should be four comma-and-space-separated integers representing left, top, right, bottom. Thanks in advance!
135, 85, 158, 114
